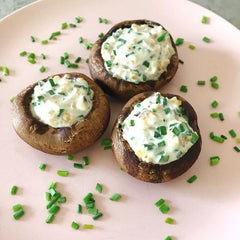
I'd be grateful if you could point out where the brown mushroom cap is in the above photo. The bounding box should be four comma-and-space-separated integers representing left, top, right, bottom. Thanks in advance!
111, 91, 202, 183
12, 72, 110, 155
89, 19, 179, 101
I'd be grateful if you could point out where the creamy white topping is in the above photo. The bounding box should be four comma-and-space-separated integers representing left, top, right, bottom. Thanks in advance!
101, 23, 175, 83
30, 74, 94, 128
122, 93, 199, 165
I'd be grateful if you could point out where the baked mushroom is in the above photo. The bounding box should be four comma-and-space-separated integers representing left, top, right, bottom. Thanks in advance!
12, 72, 110, 155
111, 91, 201, 183
89, 19, 178, 101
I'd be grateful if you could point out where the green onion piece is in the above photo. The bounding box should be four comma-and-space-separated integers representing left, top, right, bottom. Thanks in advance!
221, 134, 227, 140
179, 59, 184, 64
30, 36, 35, 42
57, 170, 68, 177
49, 31, 61, 40
12, 204, 22, 212
61, 22, 68, 29
101, 138, 111, 146
165, 217, 174, 224
70, 23, 77, 28
211, 82, 219, 89
3, 66, 9, 76
49, 188, 57, 196
187, 175, 198, 183
46, 193, 61, 209
41, 39, 48, 44
75, 16, 83, 23
142, 60, 150, 67
234, 146, 240, 152
105, 60, 112, 67
175, 38, 184, 46
28, 52, 36, 59
48, 204, 60, 214
191, 132, 199, 144
157, 31, 167, 42
73, 163, 83, 169
210, 156, 220, 166
103, 18, 108, 24
210, 112, 219, 118
219, 113, 224, 121
48, 181, 57, 190
104, 146, 112, 150
20, 51, 27, 56
130, 119, 135, 126
201, 15, 207, 23
83, 193, 93, 203
159, 204, 170, 214
211, 100, 218, 108
236, 138, 240, 143
83, 156, 89, 166
65, 60, 71, 68
93, 212, 103, 220
229, 129, 236, 138
86, 58, 89, 64
189, 44, 196, 50
83, 43, 93, 50
98, 32, 104, 38
95, 183, 102, 193
39, 163, 46, 171
39, 66, 46, 73
172, 127, 180, 136
77, 204, 82, 213
49, 78, 56, 87
83, 224, 94, 229
63, 52, 69, 59
79, 36, 84, 43
203, 36, 210, 43
212, 135, 224, 143
155, 198, 165, 207
98, 17, 103, 23
60, 56, 65, 64
210, 76, 218, 82
10, 185, 18, 195
45, 192, 51, 201
210, 132, 215, 139
13, 209, 24, 220
41, 53, 46, 59
45, 213, 54, 223
197, 80, 205, 85
88, 208, 98, 215
86, 201, 95, 209
10, 96, 15, 103
165, 236, 172, 240
71, 221, 80, 230
180, 85, 188, 92
28, 58, 36, 64
70, 63, 78, 68
67, 154, 74, 160
57, 196, 67, 203
110, 193, 121, 201
74, 57, 81, 63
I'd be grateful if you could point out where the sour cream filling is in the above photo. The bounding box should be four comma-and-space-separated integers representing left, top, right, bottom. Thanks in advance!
101, 23, 175, 83
122, 93, 199, 165
30, 74, 94, 128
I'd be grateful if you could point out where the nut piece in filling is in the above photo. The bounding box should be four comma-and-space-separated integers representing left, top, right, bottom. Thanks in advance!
89, 20, 179, 101
111, 92, 201, 183
12, 73, 110, 155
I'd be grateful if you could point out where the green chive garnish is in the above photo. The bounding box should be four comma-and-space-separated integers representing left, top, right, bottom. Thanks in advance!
234, 146, 240, 152
86, 58, 89, 64
74, 57, 81, 63
83, 193, 93, 203
219, 113, 224, 121
48, 181, 57, 190
187, 175, 197, 183
73, 163, 83, 169
83, 156, 89, 166
155, 198, 165, 207
49, 31, 61, 40
157, 31, 167, 42
95, 183, 102, 193
49, 78, 56, 87
106, 60, 112, 67
130, 119, 135, 126
41, 39, 48, 44
165, 217, 174, 224
180, 85, 188, 92
48, 204, 60, 214
20, 51, 27, 56
45, 213, 55, 223
211, 100, 218, 108
197, 80, 205, 85
67, 154, 74, 160
203, 36, 210, 43
30, 36, 35, 42
83, 43, 93, 50
77, 204, 82, 213
83, 224, 94, 229
201, 16, 207, 23
88, 208, 98, 215
229, 129, 237, 138
39, 66, 46, 73
221, 134, 227, 140
10, 185, 18, 195
79, 36, 84, 43
189, 44, 195, 50
165, 236, 172, 240
13, 209, 24, 220
210, 156, 220, 166
45, 192, 51, 201
93, 212, 103, 220
57, 170, 68, 177
211, 82, 219, 89
46, 193, 61, 209
3, 66, 9, 76
98, 17, 103, 23
159, 204, 170, 214
104, 146, 112, 150
70, 23, 77, 28
12, 204, 22, 212
110, 193, 121, 201
41, 53, 46, 59
210, 112, 219, 118
61, 22, 68, 29
65, 60, 71, 68
175, 38, 184, 46
101, 138, 111, 146
179, 59, 184, 64
142, 60, 150, 67
210, 76, 218, 82
28, 58, 36, 64
57, 196, 67, 203
103, 18, 108, 24
39, 163, 46, 171
75, 16, 83, 23
98, 32, 104, 38
236, 138, 240, 143
60, 56, 65, 64
71, 221, 80, 230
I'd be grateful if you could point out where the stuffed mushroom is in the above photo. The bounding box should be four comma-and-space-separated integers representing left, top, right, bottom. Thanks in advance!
111, 91, 201, 183
12, 73, 110, 155
89, 19, 179, 101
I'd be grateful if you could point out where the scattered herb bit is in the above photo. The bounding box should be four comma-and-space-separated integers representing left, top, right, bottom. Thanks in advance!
165, 236, 172, 240
203, 36, 211, 43
187, 175, 198, 183
130, 119, 135, 126
48, 204, 60, 214
179, 59, 184, 64
46, 193, 61, 209
79, 36, 84, 43
212, 135, 225, 143
39, 163, 46, 171
142, 60, 150, 67
210, 156, 220, 166
49, 31, 61, 40
88, 208, 98, 215
83, 193, 93, 203
40, 66, 46, 73
229, 129, 236, 138
75, 16, 83, 23
48, 181, 57, 190
61, 22, 68, 29
101, 138, 111, 146
12, 204, 22, 212
13, 209, 24, 220
57, 197, 67, 203
30, 36, 35, 42
64, 60, 71, 68
57, 170, 69, 177
211, 100, 218, 108
28, 58, 36, 64
45, 213, 54, 223
98, 32, 104, 38
95, 183, 102, 193
93, 212, 103, 220
180, 85, 188, 92
210, 76, 218, 82
197, 80, 205, 85
77, 204, 82, 213
106, 60, 112, 67
71, 221, 80, 230
221, 134, 227, 140
175, 38, 184, 46
189, 44, 196, 50
103, 18, 108, 24
211, 82, 219, 89
74, 57, 81, 63
155, 198, 165, 207
110, 193, 122, 201
104, 146, 112, 150
67, 154, 74, 160
201, 15, 207, 23
20, 51, 27, 56
159, 204, 170, 214
165, 217, 174, 224
41, 39, 48, 44
234, 146, 240, 152
45, 192, 51, 201
98, 17, 103, 23
69, 23, 77, 28
10, 185, 18, 195
86, 58, 89, 64
83, 156, 89, 166
83, 43, 93, 50
219, 113, 224, 121
83, 224, 94, 229
41, 53, 46, 59
73, 163, 83, 169
210, 112, 219, 118
157, 31, 167, 42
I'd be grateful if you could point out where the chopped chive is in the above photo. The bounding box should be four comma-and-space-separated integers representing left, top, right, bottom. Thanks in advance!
10, 96, 15, 103
110, 193, 121, 201
83, 193, 93, 203
63, 52, 69, 59
142, 60, 150, 67
39, 163, 46, 171
83, 43, 93, 50
3, 66, 9, 76
172, 127, 180, 136
98, 17, 103, 23
165, 236, 172, 240
155, 198, 165, 207
49, 78, 56, 87
39, 66, 46, 73
219, 113, 224, 121
103, 18, 108, 24
221, 134, 227, 140
28, 52, 35, 59
86, 201, 95, 209
86, 58, 89, 64
48, 181, 57, 190
88, 208, 98, 215
211, 100, 218, 108
45, 192, 51, 201
57, 170, 68, 177
180, 85, 188, 92
73, 163, 83, 169
77, 204, 82, 213
130, 119, 135, 126
159, 204, 170, 214
57, 108, 64, 116
175, 38, 184, 46
49, 31, 61, 40
60, 56, 65, 64
179, 59, 184, 64
210, 131, 215, 139
197, 80, 205, 85
70, 23, 77, 28
41, 39, 48, 44
28, 58, 36, 64
105, 60, 112, 67
95, 183, 102, 193
83, 224, 94, 229
46, 193, 61, 209
210, 112, 219, 118
234, 146, 240, 152
104, 146, 112, 150
57, 196, 66, 203
48, 204, 60, 214
83, 156, 89, 166
10, 185, 18, 195
75, 16, 83, 23
212, 135, 224, 143
210, 156, 220, 166
65, 60, 71, 68
187, 175, 198, 183
13, 209, 24, 220
201, 15, 207, 23
49, 188, 57, 196
79, 36, 84, 43
191, 132, 199, 144
67, 154, 74, 160
157, 31, 167, 42
41, 53, 46, 59
30, 36, 35, 42
211, 82, 219, 89
229, 129, 237, 138
165, 217, 174, 224
101, 138, 111, 146
203, 36, 211, 43
45, 213, 55, 223
12, 204, 22, 212
20, 51, 27, 56
74, 57, 81, 63
71, 221, 80, 230
61, 22, 68, 29
98, 32, 104, 38
210, 76, 218, 82
70, 63, 78, 68
189, 44, 195, 50
93, 212, 103, 220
